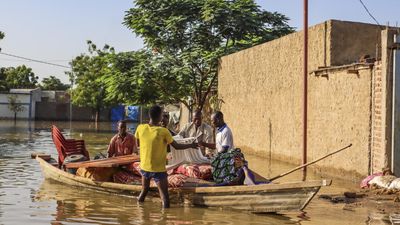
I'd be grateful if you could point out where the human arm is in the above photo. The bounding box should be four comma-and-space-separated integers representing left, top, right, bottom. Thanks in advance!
198, 125, 215, 150
131, 136, 138, 155
107, 136, 115, 158
134, 126, 140, 152
198, 141, 216, 150
164, 127, 196, 150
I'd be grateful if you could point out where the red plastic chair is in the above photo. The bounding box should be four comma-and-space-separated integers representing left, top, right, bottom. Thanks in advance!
51, 125, 90, 168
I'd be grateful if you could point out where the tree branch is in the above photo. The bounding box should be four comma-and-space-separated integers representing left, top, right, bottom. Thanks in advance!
199, 71, 218, 110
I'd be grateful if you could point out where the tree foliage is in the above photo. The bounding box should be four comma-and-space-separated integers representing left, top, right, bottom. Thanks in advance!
101, 50, 160, 105
67, 41, 116, 122
40, 76, 70, 90
0, 68, 8, 91
0, 34, 39, 92
101, 50, 194, 107
4, 65, 38, 89
122, 0, 294, 109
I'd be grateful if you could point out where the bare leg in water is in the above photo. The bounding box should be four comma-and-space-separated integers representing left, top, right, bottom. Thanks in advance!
138, 176, 150, 202
156, 177, 170, 208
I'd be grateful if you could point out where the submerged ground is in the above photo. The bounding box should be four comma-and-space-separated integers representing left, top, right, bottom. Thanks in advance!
0, 120, 398, 225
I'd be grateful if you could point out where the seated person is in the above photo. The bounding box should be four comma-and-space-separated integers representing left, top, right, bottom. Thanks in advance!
107, 120, 137, 157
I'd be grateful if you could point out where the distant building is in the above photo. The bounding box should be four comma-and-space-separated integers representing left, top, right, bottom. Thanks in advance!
0, 88, 41, 120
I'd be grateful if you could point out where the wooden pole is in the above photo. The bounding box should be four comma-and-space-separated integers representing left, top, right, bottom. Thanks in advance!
269, 144, 352, 182
302, 0, 309, 181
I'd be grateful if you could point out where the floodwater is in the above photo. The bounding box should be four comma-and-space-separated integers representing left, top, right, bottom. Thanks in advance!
0, 120, 391, 224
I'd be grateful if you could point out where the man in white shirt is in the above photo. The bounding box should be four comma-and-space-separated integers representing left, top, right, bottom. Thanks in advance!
178, 109, 213, 156
198, 111, 234, 153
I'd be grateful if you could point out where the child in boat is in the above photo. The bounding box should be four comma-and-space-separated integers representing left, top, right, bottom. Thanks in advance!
135, 105, 197, 208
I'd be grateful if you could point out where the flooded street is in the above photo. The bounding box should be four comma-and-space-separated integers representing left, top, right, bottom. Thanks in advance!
0, 120, 391, 224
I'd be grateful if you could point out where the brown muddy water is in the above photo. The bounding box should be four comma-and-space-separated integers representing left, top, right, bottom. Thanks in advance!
0, 120, 392, 224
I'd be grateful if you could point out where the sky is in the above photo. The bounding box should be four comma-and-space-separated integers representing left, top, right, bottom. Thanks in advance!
0, 0, 399, 84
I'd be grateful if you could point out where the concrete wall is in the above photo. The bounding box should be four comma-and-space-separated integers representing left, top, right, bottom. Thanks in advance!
218, 20, 383, 177
330, 20, 382, 66
0, 93, 31, 119
308, 66, 373, 177
35, 102, 110, 121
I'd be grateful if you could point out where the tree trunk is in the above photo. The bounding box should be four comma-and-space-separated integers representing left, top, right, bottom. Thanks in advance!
95, 110, 99, 131
14, 112, 17, 122
95, 110, 99, 123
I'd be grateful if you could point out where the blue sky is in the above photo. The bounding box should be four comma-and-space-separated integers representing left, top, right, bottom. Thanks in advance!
0, 0, 399, 83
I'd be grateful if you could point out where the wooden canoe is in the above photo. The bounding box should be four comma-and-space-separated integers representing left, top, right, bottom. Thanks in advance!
36, 156, 331, 213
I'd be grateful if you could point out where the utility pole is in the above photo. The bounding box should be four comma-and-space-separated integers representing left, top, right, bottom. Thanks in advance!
69, 72, 73, 133
303, 0, 309, 181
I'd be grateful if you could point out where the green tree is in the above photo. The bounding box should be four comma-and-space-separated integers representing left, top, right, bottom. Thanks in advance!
102, 50, 191, 106
0, 32, 6, 91
0, 67, 8, 91
122, 0, 293, 109
40, 76, 70, 90
102, 51, 158, 105
5, 65, 38, 89
67, 41, 115, 123
7, 95, 24, 121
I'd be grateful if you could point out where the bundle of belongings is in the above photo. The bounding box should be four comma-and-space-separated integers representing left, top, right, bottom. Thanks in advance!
360, 168, 400, 191
113, 136, 214, 187
113, 161, 213, 187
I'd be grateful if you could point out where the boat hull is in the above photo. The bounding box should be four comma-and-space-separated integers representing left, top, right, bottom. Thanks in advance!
36, 157, 330, 212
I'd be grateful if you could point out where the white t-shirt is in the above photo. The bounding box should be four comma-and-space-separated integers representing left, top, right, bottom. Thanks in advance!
216, 124, 234, 153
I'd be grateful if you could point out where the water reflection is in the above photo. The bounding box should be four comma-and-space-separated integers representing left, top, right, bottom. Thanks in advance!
34, 180, 299, 225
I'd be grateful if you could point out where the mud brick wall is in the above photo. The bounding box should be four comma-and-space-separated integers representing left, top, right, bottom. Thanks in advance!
219, 20, 383, 177
371, 61, 386, 173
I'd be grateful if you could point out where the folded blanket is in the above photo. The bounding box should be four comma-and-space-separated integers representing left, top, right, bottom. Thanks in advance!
368, 175, 397, 189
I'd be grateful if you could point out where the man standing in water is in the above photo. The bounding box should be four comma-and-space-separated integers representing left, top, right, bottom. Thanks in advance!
135, 105, 197, 208
107, 120, 137, 157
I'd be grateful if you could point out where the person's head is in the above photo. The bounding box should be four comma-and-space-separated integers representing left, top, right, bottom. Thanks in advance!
234, 156, 245, 168
211, 111, 224, 128
192, 109, 202, 128
149, 105, 163, 124
161, 112, 170, 128
118, 120, 127, 136
233, 149, 245, 168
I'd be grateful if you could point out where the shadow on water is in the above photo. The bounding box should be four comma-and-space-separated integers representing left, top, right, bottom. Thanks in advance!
0, 120, 396, 224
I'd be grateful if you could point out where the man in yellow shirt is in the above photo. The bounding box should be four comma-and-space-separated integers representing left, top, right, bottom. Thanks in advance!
135, 105, 196, 208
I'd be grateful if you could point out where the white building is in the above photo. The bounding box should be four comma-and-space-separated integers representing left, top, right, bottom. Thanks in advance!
0, 88, 41, 120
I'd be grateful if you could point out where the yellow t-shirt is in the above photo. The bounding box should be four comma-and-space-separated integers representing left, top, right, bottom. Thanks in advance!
134, 124, 174, 172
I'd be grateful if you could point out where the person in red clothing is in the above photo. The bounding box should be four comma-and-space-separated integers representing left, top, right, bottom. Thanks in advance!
107, 120, 137, 157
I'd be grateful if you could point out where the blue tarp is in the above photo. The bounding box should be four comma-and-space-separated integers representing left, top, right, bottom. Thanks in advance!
110, 105, 125, 122
126, 106, 139, 121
